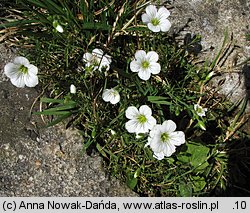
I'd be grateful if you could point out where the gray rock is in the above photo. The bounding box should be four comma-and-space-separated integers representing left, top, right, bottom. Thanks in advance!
169, 0, 250, 132
169, 0, 249, 107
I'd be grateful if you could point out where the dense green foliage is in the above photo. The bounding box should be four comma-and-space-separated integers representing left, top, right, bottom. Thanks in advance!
1, 0, 249, 196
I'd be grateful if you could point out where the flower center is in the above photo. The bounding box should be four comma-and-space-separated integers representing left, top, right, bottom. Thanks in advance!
161, 132, 170, 143
111, 90, 118, 96
141, 60, 150, 69
91, 56, 100, 67
196, 107, 203, 114
19, 65, 28, 74
151, 18, 160, 26
137, 114, 147, 124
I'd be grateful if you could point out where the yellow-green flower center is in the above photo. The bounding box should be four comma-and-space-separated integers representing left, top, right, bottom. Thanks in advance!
196, 107, 203, 114
137, 114, 147, 124
19, 65, 28, 74
151, 18, 160, 26
92, 57, 100, 67
141, 60, 150, 69
111, 90, 118, 96
161, 132, 170, 143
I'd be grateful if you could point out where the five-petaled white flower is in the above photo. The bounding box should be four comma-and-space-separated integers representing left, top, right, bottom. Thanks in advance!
4, 56, 38, 88
70, 84, 76, 94
102, 88, 120, 104
142, 5, 171, 33
194, 104, 207, 117
146, 120, 185, 160
130, 50, 161, 80
83, 48, 111, 71
125, 105, 156, 134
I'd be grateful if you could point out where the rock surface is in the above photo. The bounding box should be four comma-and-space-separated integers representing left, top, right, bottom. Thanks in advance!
170, 0, 250, 131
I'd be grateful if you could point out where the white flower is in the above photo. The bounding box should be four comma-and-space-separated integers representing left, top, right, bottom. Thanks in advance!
146, 120, 185, 160
102, 88, 120, 104
83, 48, 111, 71
70, 84, 76, 94
4, 56, 38, 88
142, 5, 171, 32
55, 25, 64, 33
53, 20, 64, 33
125, 105, 156, 134
194, 104, 207, 117
130, 50, 161, 80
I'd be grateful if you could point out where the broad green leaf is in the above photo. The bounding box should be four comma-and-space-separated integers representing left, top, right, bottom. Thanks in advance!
178, 143, 210, 172
179, 182, 192, 197
187, 143, 210, 168
191, 176, 206, 192
177, 154, 190, 164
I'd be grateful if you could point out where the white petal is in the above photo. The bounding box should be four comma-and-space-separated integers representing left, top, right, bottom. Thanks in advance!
110, 92, 120, 104
138, 70, 151, 80
159, 19, 171, 32
70, 84, 76, 94
24, 73, 38, 87
125, 120, 138, 133
150, 137, 162, 152
164, 143, 176, 157
4, 63, 19, 78
125, 106, 139, 119
141, 13, 151, 24
139, 123, 150, 133
102, 55, 112, 64
130, 60, 140, 72
149, 62, 161, 74
153, 152, 165, 160
194, 104, 199, 111
146, 5, 157, 18
162, 120, 177, 133
102, 89, 112, 102
139, 105, 152, 117
147, 51, 159, 62
147, 23, 160, 32
83, 53, 93, 62
149, 125, 161, 138
146, 116, 157, 129
135, 50, 146, 60
157, 7, 170, 19
56, 25, 64, 33
14, 56, 29, 65
110, 97, 120, 104
10, 73, 25, 88
169, 131, 185, 146
92, 48, 104, 59
27, 64, 38, 75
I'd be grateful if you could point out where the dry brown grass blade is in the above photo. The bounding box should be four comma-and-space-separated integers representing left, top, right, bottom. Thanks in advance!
0, 27, 18, 42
